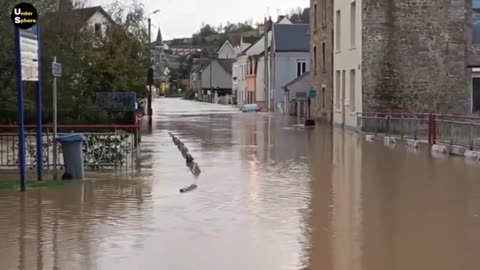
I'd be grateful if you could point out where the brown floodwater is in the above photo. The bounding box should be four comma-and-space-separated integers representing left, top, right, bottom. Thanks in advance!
1, 98, 480, 270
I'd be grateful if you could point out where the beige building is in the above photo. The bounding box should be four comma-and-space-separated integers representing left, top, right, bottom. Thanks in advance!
333, 0, 362, 128
310, 0, 334, 123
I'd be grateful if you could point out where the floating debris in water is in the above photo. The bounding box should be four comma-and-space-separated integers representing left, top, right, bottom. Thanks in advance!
185, 153, 194, 163
180, 183, 197, 193
191, 162, 201, 176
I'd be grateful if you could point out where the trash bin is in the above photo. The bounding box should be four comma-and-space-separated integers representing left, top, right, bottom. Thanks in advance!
56, 133, 85, 180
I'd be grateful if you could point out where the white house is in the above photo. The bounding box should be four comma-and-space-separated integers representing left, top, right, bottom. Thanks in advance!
271, 23, 310, 113
70, 6, 114, 36
245, 22, 310, 112
217, 40, 236, 59
232, 55, 248, 106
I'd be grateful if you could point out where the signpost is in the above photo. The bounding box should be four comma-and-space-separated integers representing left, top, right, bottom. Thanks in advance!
52, 57, 61, 180
14, 25, 43, 190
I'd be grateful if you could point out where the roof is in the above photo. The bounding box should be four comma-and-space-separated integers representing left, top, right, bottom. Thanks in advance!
245, 31, 272, 56
282, 72, 310, 90
274, 24, 310, 52
192, 58, 211, 73
217, 40, 234, 54
217, 59, 234, 74
69, 6, 114, 25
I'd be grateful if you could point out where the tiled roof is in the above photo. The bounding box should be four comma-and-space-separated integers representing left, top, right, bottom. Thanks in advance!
274, 24, 310, 52
217, 59, 234, 74
283, 72, 310, 90
69, 6, 114, 24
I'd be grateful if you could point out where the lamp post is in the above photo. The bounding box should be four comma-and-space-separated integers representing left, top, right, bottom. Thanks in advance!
147, 10, 160, 118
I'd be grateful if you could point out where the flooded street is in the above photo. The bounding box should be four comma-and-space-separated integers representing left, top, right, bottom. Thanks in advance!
1, 98, 480, 270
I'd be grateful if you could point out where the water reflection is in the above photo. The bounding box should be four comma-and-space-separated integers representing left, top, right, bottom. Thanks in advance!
0, 180, 152, 270
305, 128, 480, 270
2, 98, 480, 270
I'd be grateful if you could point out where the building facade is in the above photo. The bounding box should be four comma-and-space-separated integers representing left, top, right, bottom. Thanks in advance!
333, 0, 362, 128
310, 0, 334, 122
332, 0, 480, 129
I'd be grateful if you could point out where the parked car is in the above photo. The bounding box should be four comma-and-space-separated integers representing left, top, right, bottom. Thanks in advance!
241, 104, 261, 112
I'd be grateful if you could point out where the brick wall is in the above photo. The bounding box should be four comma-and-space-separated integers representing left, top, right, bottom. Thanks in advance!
311, 0, 334, 121
362, 0, 472, 113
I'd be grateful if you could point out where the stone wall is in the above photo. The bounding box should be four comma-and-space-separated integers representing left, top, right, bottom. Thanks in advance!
362, 0, 472, 113
310, 0, 334, 121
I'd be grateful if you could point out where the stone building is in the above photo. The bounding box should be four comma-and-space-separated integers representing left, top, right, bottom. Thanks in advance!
330, 0, 480, 129
310, 0, 334, 123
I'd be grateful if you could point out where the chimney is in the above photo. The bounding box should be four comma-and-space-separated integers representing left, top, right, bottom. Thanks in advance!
265, 16, 273, 32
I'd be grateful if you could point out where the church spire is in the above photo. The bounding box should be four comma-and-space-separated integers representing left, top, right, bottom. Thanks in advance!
155, 28, 163, 47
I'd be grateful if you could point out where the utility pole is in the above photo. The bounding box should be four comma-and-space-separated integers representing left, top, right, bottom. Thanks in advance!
269, 17, 274, 112
264, 17, 269, 111
210, 55, 213, 103
147, 17, 153, 117
52, 56, 60, 180
146, 10, 160, 118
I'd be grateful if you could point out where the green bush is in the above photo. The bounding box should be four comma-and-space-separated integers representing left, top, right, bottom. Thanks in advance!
183, 89, 196, 100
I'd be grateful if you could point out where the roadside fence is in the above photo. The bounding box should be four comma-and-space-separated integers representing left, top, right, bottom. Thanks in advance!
0, 124, 140, 171
357, 112, 480, 150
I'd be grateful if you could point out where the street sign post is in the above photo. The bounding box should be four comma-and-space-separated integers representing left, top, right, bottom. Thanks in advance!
15, 25, 43, 190
52, 57, 61, 180
52, 61, 62, 77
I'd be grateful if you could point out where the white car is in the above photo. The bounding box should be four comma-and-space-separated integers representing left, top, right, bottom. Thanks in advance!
240, 104, 261, 113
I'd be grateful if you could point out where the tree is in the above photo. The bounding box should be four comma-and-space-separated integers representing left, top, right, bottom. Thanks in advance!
288, 7, 310, 24
0, 0, 151, 124
199, 24, 218, 37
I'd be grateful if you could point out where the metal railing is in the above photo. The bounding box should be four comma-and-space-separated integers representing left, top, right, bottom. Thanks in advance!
0, 124, 140, 171
357, 112, 480, 150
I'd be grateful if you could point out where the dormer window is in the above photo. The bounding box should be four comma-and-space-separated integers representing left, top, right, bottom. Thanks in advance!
94, 23, 102, 36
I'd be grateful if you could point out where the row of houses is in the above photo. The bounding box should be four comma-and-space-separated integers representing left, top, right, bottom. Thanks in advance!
191, 1, 480, 130
189, 17, 314, 115
233, 17, 311, 113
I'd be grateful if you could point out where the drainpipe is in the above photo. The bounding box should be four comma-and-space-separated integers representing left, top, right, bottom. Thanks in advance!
270, 17, 275, 112
264, 17, 269, 111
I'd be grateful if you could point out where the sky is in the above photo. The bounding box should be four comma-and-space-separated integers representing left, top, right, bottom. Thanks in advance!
88, 0, 309, 40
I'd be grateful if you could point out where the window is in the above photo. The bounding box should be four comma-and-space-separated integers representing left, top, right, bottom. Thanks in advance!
335, 71, 341, 108
313, 46, 317, 74
349, 69, 356, 111
350, 1, 356, 48
321, 86, 326, 109
94, 23, 102, 35
297, 60, 307, 77
336, 10, 341, 51
474, 1, 480, 44
342, 70, 346, 107
314, 3, 318, 29
322, 42, 326, 73
322, 0, 327, 27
